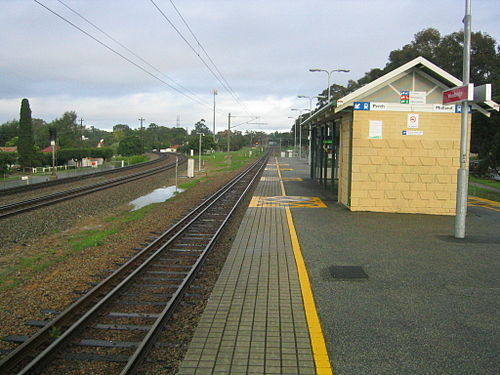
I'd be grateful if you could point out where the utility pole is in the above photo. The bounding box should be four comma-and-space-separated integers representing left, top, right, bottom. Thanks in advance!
138, 117, 145, 152
227, 113, 231, 152
212, 90, 218, 142
79, 118, 84, 146
197, 132, 204, 171
455, 0, 472, 238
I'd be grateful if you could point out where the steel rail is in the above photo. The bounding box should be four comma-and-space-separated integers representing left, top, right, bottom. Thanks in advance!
121, 152, 267, 374
17, 153, 267, 375
0, 151, 268, 374
0, 154, 187, 219
0, 152, 171, 197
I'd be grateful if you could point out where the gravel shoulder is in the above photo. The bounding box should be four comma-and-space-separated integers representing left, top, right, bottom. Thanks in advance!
0, 155, 257, 355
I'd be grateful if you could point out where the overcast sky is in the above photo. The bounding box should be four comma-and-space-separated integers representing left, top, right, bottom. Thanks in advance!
0, 0, 498, 133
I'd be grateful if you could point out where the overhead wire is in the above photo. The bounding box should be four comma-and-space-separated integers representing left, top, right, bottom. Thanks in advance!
166, 0, 253, 116
148, 0, 255, 119
33, 0, 213, 111
54, 0, 212, 109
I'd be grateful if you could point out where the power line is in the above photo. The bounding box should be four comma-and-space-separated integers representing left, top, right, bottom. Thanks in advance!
54, 0, 210, 109
167, 0, 252, 115
149, 0, 254, 117
33, 0, 212, 110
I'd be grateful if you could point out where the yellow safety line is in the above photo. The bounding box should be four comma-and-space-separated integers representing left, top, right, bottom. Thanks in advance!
275, 158, 334, 375
468, 196, 500, 211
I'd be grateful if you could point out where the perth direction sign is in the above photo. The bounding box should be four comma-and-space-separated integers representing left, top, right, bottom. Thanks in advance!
442, 83, 474, 104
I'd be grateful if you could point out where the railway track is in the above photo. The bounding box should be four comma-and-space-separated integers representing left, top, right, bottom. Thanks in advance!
0, 151, 268, 374
0, 152, 171, 197
0, 154, 186, 219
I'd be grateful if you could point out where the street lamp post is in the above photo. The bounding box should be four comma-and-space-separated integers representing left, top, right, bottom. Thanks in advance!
309, 68, 350, 103
197, 132, 204, 171
287, 116, 297, 156
291, 109, 308, 160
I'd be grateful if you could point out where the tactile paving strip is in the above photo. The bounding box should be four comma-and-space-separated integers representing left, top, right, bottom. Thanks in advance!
468, 196, 500, 212
249, 196, 327, 208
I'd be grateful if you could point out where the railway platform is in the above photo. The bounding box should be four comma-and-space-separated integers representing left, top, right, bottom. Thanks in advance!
179, 156, 499, 375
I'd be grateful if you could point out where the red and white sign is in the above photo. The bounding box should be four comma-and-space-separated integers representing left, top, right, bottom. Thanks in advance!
443, 84, 474, 104
407, 113, 419, 128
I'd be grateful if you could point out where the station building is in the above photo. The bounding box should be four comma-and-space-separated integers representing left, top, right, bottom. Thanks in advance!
302, 56, 495, 215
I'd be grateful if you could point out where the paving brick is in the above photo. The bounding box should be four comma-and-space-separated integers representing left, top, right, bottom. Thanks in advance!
177, 161, 316, 374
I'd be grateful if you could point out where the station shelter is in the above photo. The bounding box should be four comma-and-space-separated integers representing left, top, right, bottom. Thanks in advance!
302, 56, 495, 215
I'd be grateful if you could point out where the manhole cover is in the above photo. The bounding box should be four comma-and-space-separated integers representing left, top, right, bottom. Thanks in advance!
329, 265, 368, 280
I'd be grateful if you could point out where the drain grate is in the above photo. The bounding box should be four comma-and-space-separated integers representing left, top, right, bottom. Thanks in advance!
329, 265, 368, 280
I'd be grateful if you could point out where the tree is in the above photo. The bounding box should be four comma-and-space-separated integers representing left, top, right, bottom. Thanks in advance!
316, 27, 499, 166
0, 120, 19, 146
191, 119, 211, 136
48, 111, 80, 148
117, 136, 143, 156
18, 98, 35, 168
0, 152, 17, 174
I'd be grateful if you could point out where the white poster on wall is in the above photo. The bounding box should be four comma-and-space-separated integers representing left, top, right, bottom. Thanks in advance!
410, 91, 426, 104
369, 120, 383, 139
407, 113, 419, 128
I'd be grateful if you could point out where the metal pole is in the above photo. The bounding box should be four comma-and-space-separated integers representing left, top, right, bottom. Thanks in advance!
138, 117, 145, 152
79, 118, 84, 147
308, 124, 312, 165
51, 140, 55, 176
299, 116, 302, 159
175, 156, 178, 191
212, 89, 217, 142
293, 120, 297, 157
454, 0, 471, 239
199, 133, 202, 171
327, 71, 332, 103
227, 113, 231, 152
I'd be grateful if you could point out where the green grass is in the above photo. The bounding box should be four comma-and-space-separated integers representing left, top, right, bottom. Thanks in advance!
468, 176, 500, 202
68, 228, 119, 252
468, 184, 500, 202
112, 154, 149, 165
0, 227, 121, 290
105, 203, 161, 224
201, 148, 262, 172
469, 176, 500, 190
178, 177, 205, 190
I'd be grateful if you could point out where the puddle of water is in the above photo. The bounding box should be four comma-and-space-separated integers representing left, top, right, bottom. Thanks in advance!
129, 185, 184, 211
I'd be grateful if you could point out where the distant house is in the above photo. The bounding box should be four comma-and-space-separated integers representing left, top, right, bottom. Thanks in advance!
41, 145, 61, 153
0, 147, 17, 153
161, 145, 182, 153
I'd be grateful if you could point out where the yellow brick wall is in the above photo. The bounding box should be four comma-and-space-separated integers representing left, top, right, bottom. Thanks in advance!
348, 110, 470, 215
338, 115, 351, 206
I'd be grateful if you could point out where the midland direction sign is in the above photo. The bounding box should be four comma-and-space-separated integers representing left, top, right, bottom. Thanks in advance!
442, 83, 474, 104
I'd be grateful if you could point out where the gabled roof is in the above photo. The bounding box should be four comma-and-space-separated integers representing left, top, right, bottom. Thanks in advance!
303, 56, 498, 125
334, 56, 461, 113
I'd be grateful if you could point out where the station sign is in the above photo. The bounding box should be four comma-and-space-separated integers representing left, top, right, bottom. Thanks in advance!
353, 101, 465, 113
473, 84, 491, 102
443, 83, 474, 104
353, 102, 370, 111
400, 91, 426, 104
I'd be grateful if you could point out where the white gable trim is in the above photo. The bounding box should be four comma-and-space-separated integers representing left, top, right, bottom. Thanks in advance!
335, 56, 462, 113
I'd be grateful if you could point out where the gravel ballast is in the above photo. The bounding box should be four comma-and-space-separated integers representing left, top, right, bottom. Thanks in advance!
0, 155, 260, 368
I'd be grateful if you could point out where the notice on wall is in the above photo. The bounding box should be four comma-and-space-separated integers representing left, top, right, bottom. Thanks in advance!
409, 91, 426, 104
402, 130, 424, 136
407, 113, 419, 128
369, 120, 383, 139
